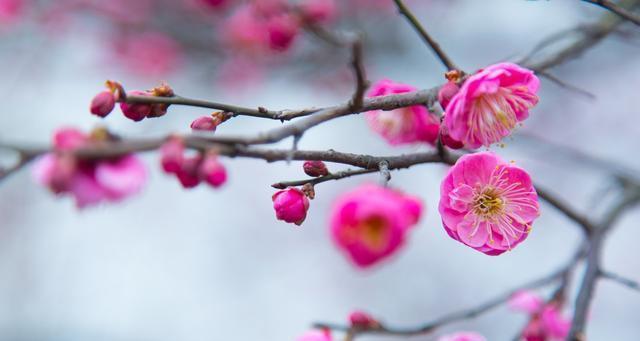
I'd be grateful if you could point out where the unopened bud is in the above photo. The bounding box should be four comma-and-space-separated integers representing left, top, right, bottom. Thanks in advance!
303, 160, 329, 177
90, 91, 116, 117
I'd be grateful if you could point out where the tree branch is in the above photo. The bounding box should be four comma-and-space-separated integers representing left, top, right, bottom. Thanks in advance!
271, 168, 377, 189
600, 270, 640, 292
392, 0, 460, 71
582, 0, 640, 26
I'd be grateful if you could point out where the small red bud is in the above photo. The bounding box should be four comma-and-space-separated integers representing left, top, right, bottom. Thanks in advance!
160, 137, 185, 174
438, 81, 460, 111
303, 160, 329, 177
199, 152, 227, 188
90, 91, 116, 118
349, 311, 378, 328
120, 90, 153, 121
190, 116, 220, 131
176, 155, 202, 188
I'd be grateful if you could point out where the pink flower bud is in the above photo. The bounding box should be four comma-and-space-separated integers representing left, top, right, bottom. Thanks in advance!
160, 137, 185, 174
272, 187, 310, 225
349, 311, 377, 328
439, 121, 464, 150
437, 81, 459, 111
303, 160, 329, 177
190, 116, 219, 131
176, 155, 202, 188
266, 14, 299, 51
90, 90, 116, 117
120, 90, 152, 122
296, 329, 333, 341
199, 153, 227, 188
300, 0, 336, 23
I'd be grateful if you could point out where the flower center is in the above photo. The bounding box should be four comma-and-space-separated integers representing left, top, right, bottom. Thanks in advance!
358, 215, 389, 251
473, 188, 504, 218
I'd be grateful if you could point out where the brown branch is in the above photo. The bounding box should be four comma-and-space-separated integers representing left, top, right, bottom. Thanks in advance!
537, 71, 596, 99
271, 168, 377, 189
582, 0, 640, 26
392, 0, 460, 71
535, 186, 597, 235
314, 246, 586, 338
348, 38, 369, 110
600, 270, 640, 292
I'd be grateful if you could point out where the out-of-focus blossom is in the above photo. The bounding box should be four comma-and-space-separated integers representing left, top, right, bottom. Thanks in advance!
199, 152, 227, 188
224, 4, 269, 53
266, 13, 299, 51
0, 0, 24, 28
160, 137, 185, 174
330, 184, 422, 268
348, 310, 378, 328
439, 152, 539, 255
297, 329, 333, 341
299, 0, 336, 23
366, 79, 439, 146
445, 62, 539, 148
111, 31, 182, 77
521, 304, 571, 341
160, 138, 228, 189
509, 290, 544, 314
272, 187, 310, 225
438, 331, 486, 341
32, 128, 147, 208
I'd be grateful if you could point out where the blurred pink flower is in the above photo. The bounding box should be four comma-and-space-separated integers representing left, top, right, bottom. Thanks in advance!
176, 155, 203, 189
266, 13, 299, 51
0, 0, 24, 27
366, 79, 439, 146
439, 152, 539, 255
348, 310, 377, 328
199, 152, 227, 188
330, 184, 422, 268
297, 329, 333, 341
521, 304, 571, 341
445, 62, 539, 148
509, 290, 544, 314
111, 31, 182, 77
272, 187, 310, 226
299, 0, 336, 23
438, 331, 486, 341
33, 128, 147, 208
224, 4, 269, 53
160, 137, 185, 174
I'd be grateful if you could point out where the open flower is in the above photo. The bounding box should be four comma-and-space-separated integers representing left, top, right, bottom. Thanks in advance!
330, 184, 422, 268
438, 332, 486, 341
439, 152, 539, 255
509, 291, 571, 341
445, 63, 539, 148
32, 128, 147, 208
366, 79, 440, 146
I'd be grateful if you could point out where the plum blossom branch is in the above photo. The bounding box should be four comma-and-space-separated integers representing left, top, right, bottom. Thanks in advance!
392, 0, 460, 71
314, 245, 586, 339
582, 0, 640, 26
271, 169, 377, 189
348, 38, 369, 110
600, 271, 640, 292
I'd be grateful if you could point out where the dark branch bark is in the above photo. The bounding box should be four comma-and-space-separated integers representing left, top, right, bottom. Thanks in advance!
582, 0, 640, 26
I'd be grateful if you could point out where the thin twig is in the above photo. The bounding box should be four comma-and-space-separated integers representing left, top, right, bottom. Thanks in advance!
271, 169, 377, 189
582, 0, 640, 26
314, 245, 586, 338
392, 0, 459, 71
538, 71, 596, 99
600, 271, 640, 292
349, 38, 369, 110
535, 186, 597, 235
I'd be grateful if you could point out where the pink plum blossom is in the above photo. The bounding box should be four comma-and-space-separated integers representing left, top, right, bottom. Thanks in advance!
297, 329, 333, 341
266, 13, 299, 51
438, 152, 539, 255
190, 116, 220, 131
303, 160, 329, 177
111, 31, 182, 77
120, 90, 153, 121
438, 332, 486, 341
0, 0, 24, 28
224, 5, 269, 53
299, 0, 336, 23
330, 184, 422, 268
32, 128, 147, 208
272, 187, 310, 225
444, 62, 539, 148
521, 304, 571, 341
199, 152, 227, 188
90, 90, 116, 117
366, 79, 439, 145
509, 290, 544, 314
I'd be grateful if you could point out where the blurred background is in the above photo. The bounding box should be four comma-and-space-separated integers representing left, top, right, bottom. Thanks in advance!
0, 0, 639, 340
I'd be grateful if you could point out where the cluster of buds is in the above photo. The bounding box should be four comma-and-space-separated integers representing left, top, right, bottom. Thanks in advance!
90, 81, 175, 122
190, 111, 232, 132
160, 136, 227, 189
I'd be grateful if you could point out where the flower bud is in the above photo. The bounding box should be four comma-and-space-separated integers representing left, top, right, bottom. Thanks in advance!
160, 137, 185, 174
120, 90, 152, 121
267, 14, 299, 51
303, 160, 329, 177
438, 81, 459, 111
349, 311, 378, 328
176, 155, 202, 188
199, 152, 227, 188
440, 120, 464, 150
190, 116, 220, 131
272, 187, 310, 225
90, 90, 116, 117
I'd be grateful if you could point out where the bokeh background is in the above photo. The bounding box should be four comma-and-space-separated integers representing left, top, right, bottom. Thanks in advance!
0, 0, 639, 340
